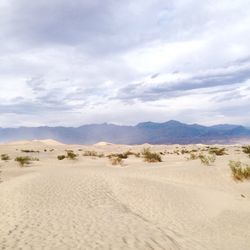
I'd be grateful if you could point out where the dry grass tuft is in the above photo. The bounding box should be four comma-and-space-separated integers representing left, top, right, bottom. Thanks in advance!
15, 156, 39, 167
1, 154, 10, 161
142, 148, 162, 163
83, 151, 104, 158
110, 156, 123, 166
229, 160, 250, 181
66, 151, 78, 160
242, 145, 250, 157
208, 147, 227, 156
198, 153, 216, 166
187, 152, 216, 166
57, 155, 66, 160
21, 149, 39, 153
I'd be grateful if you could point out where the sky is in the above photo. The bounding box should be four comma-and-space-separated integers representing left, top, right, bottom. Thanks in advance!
0, 0, 250, 127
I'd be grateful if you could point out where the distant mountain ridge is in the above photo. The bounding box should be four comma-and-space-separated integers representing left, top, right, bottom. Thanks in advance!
0, 120, 250, 144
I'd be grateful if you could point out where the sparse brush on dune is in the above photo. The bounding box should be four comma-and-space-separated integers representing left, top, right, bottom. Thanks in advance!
21, 149, 40, 153
1, 154, 10, 161
107, 151, 140, 159
83, 151, 104, 158
187, 152, 216, 165
208, 147, 227, 156
57, 155, 66, 160
66, 151, 78, 160
57, 151, 78, 160
198, 153, 216, 166
15, 156, 39, 167
181, 149, 190, 154
142, 148, 162, 163
109, 156, 123, 166
242, 145, 250, 157
187, 153, 199, 160
229, 160, 250, 181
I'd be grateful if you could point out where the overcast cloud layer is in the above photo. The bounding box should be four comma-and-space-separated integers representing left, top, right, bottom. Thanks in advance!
0, 0, 250, 127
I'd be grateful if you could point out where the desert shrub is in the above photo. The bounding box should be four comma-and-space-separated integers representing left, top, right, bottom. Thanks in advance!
66, 151, 78, 160
229, 160, 250, 181
191, 149, 198, 153
110, 156, 123, 166
83, 151, 104, 158
57, 155, 66, 160
15, 156, 32, 167
122, 150, 141, 158
83, 151, 97, 156
1, 154, 10, 161
187, 153, 199, 160
242, 145, 250, 155
31, 157, 39, 161
181, 149, 190, 154
107, 151, 135, 159
21, 149, 39, 153
198, 153, 216, 166
208, 147, 227, 156
142, 148, 162, 163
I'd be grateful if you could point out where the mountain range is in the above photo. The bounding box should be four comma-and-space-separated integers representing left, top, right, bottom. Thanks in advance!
0, 120, 250, 144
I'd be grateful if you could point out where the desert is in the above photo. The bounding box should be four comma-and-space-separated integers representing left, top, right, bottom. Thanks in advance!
0, 140, 250, 250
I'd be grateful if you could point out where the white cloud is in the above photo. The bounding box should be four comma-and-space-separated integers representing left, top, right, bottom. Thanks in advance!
0, 0, 250, 126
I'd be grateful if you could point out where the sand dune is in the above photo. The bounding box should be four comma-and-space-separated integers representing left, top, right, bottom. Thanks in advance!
0, 142, 250, 249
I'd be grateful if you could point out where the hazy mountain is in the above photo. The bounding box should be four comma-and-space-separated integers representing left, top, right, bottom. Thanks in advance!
0, 120, 250, 144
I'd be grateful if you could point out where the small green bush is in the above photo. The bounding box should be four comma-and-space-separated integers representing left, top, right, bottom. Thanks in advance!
107, 151, 138, 159
110, 157, 123, 166
21, 149, 39, 153
83, 151, 104, 158
1, 154, 10, 161
229, 160, 250, 181
142, 148, 162, 163
57, 155, 66, 160
187, 153, 199, 160
198, 153, 216, 166
242, 145, 250, 155
66, 151, 78, 160
181, 149, 190, 154
208, 147, 227, 156
15, 156, 32, 167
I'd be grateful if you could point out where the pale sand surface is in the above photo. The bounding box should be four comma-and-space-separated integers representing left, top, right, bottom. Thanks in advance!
0, 141, 250, 250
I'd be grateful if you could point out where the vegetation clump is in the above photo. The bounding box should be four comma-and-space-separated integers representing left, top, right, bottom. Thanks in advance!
242, 145, 250, 156
187, 153, 199, 160
21, 149, 39, 153
181, 149, 190, 154
142, 148, 162, 163
198, 153, 216, 166
110, 156, 124, 166
57, 155, 66, 160
57, 150, 78, 160
187, 152, 216, 166
1, 154, 10, 161
208, 147, 227, 156
83, 151, 104, 158
15, 156, 38, 167
66, 151, 78, 160
107, 151, 140, 159
229, 160, 250, 181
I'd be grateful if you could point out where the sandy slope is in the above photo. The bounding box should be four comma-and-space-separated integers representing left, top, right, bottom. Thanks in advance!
0, 142, 250, 250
